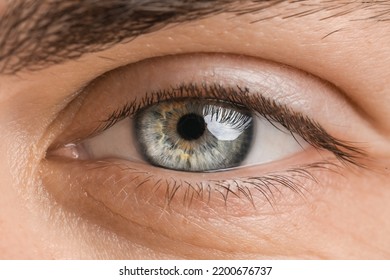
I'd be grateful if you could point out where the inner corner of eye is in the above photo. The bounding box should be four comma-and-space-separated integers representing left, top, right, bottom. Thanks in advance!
75, 97, 307, 172
47, 143, 84, 160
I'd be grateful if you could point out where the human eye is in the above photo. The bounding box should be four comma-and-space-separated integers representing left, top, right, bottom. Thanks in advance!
51, 54, 361, 175
42, 52, 366, 257
79, 87, 307, 172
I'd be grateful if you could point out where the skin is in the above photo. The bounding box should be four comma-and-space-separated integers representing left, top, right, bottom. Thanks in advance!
1, 0, 390, 259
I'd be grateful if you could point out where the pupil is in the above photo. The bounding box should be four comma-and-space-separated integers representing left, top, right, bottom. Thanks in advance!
177, 113, 206, 140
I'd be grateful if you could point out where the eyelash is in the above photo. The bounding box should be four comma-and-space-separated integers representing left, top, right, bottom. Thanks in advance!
100, 83, 364, 165
85, 83, 365, 207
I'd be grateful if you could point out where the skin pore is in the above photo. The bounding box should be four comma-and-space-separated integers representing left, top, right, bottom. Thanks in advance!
1, 0, 390, 259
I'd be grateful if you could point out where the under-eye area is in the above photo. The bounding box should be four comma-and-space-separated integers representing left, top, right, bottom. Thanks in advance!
43, 157, 335, 215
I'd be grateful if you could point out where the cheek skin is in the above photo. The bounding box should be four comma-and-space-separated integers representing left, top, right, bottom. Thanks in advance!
0, 165, 41, 259
0, 101, 44, 258
291, 172, 390, 259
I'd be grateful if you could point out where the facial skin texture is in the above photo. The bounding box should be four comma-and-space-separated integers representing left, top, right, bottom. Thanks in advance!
1, 0, 390, 259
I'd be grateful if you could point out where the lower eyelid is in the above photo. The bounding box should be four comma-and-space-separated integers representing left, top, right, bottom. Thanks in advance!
42, 147, 331, 218
40, 149, 341, 255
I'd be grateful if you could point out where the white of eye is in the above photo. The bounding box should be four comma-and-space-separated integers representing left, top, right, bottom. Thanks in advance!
241, 117, 307, 166
80, 114, 307, 168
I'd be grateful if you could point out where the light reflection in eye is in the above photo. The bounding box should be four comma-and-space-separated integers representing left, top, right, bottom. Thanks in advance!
203, 105, 252, 141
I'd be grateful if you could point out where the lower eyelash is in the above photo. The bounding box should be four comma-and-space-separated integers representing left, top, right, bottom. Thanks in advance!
167, 164, 326, 208
85, 159, 338, 210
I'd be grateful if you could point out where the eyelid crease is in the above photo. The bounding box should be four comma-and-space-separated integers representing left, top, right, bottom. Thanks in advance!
98, 83, 366, 167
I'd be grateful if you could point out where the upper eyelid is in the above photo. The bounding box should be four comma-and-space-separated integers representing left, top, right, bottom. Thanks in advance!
98, 83, 366, 167
49, 53, 367, 167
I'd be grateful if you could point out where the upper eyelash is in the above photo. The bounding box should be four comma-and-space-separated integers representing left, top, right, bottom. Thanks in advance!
99, 83, 366, 167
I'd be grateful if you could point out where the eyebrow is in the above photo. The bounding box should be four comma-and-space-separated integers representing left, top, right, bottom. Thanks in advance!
0, 0, 384, 74
0, 0, 282, 74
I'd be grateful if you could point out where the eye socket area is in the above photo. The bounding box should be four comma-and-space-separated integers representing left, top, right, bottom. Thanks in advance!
40, 53, 371, 258
45, 53, 366, 212
44, 52, 370, 231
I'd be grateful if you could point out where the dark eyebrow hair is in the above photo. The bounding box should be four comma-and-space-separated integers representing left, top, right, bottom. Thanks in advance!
0, 0, 285, 74
0, 0, 385, 74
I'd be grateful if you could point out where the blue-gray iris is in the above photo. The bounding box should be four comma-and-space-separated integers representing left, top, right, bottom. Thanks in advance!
134, 99, 253, 172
